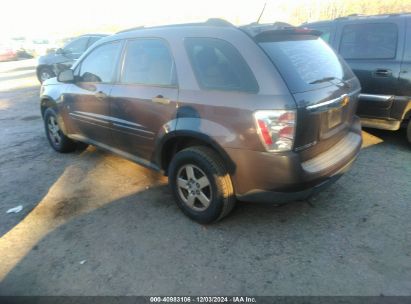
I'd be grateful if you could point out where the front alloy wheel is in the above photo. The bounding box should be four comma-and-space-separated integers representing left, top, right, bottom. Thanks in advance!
43, 108, 77, 153
47, 115, 62, 147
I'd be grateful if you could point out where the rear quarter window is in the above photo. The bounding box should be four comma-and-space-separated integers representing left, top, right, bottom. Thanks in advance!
184, 38, 259, 93
339, 23, 398, 59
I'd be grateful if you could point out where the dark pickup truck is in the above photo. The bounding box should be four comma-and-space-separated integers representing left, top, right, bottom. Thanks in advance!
304, 13, 411, 143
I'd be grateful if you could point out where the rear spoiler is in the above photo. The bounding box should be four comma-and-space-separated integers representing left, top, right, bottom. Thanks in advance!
254, 28, 322, 42
241, 25, 322, 42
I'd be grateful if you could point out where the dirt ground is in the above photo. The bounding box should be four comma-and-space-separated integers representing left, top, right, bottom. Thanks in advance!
0, 59, 410, 296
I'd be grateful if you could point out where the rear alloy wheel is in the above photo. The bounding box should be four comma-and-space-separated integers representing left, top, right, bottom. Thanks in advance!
44, 108, 77, 153
169, 146, 236, 224
177, 164, 212, 212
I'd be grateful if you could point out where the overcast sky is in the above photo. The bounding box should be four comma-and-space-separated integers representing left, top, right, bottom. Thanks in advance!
1, 0, 315, 39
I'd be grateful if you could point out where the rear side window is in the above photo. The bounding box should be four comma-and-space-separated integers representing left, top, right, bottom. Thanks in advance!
340, 23, 398, 59
185, 38, 258, 93
260, 36, 353, 93
79, 41, 121, 83
120, 39, 176, 86
64, 37, 89, 54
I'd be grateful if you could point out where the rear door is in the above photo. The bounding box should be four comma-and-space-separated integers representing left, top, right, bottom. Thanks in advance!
336, 19, 405, 118
109, 38, 178, 160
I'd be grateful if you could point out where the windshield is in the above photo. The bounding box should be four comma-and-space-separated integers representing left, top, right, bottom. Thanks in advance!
260, 36, 354, 93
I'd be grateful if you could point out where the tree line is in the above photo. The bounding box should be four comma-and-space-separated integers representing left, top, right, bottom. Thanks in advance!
287, 0, 411, 24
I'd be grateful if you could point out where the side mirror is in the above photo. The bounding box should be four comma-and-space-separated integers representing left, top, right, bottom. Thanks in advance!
56, 48, 64, 54
57, 69, 74, 83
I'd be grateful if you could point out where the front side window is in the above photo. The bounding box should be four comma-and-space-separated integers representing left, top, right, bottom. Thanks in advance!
64, 37, 89, 54
185, 38, 258, 93
340, 23, 398, 59
120, 39, 176, 86
79, 41, 121, 83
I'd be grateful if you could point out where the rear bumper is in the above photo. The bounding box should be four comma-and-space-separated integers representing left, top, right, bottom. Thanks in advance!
226, 117, 362, 203
236, 156, 356, 203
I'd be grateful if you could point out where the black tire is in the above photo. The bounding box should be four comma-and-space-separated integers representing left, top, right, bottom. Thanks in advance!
169, 146, 236, 224
407, 120, 411, 144
38, 66, 55, 83
44, 108, 77, 153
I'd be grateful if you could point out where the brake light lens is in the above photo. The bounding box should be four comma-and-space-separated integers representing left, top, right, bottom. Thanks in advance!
254, 110, 296, 152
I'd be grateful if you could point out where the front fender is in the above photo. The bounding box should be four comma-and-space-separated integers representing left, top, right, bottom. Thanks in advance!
40, 84, 69, 133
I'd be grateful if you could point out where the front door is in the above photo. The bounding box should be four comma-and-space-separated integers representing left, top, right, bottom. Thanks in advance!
65, 41, 123, 146
109, 38, 179, 161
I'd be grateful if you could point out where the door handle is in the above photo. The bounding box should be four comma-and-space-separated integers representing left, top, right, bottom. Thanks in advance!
95, 91, 107, 100
373, 69, 392, 77
151, 95, 170, 105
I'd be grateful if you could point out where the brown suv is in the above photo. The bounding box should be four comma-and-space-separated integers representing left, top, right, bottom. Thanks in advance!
40, 20, 362, 223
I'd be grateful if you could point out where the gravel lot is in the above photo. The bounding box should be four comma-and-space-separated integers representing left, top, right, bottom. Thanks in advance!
0, 59, 410, 296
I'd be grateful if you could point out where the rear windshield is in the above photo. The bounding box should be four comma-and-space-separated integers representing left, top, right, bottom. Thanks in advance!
259, 36, 354, 93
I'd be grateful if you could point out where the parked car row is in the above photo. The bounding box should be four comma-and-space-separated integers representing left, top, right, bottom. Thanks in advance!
0, 37, 58, 62
303, 13, 411, 142
0, 43, 18, 62
40, 18, 363, 223
36, 34, 107, 83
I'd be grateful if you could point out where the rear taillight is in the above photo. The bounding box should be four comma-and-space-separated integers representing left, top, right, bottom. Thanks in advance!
254, 110, 296, 152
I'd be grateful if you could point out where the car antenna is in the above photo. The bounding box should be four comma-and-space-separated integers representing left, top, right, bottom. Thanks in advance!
257, 2, 267, 24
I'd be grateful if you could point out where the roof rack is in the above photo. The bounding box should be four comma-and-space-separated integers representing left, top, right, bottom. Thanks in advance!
335, 12, 410, 21
116, 18, 234, 34
116, 26, 145, 34
205, 18, 234, 27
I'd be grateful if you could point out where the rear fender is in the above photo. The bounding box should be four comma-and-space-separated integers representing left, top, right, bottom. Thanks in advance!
154, 116, 237, 174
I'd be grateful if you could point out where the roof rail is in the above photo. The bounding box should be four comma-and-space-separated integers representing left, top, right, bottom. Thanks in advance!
205, 18, 234, 27
116, 26, 145, 34
334, 12, 410, 21
115, 18, 233, 34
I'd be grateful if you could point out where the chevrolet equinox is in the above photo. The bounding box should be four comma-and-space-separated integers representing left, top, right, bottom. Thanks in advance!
40, 19, 363, 223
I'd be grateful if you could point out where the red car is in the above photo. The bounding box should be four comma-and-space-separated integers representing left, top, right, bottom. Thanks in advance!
0, 44, 18, 62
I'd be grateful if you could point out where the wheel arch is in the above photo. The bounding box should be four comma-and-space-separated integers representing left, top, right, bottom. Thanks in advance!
156, 131, 236, 176
36, 64, 54, 81
40, 96, 57, 117
403, 107, 411, 121
41, 99, 71, 137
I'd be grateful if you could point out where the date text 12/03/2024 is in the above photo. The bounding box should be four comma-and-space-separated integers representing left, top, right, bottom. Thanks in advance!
149, 297, 257, 303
